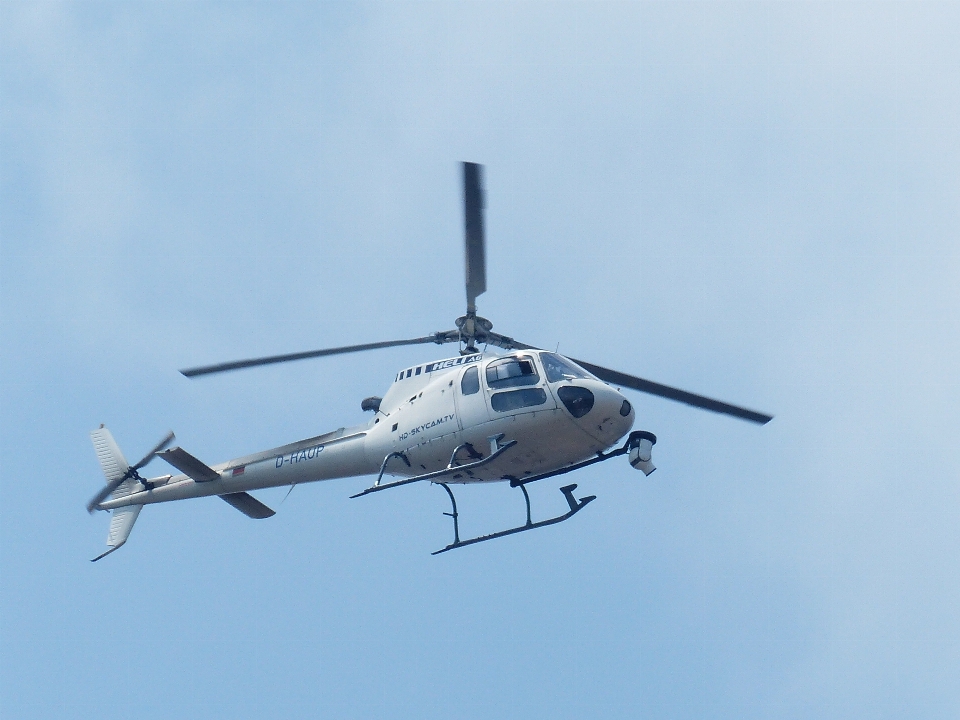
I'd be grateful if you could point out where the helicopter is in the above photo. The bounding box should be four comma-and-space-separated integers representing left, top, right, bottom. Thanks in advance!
87, 162, 772, 561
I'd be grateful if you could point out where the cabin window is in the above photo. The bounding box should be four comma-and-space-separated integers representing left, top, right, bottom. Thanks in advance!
491, 388, 547, 412
461, 366, 480, 395
538, 352, 592, 383
485, 356, 540, 389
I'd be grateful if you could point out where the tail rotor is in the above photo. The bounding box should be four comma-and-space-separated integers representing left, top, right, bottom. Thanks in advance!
86, 429, 175, 513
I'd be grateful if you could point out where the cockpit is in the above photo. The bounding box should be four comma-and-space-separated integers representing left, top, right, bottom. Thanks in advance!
457, 352, 600, 416
537, 352, 594, 383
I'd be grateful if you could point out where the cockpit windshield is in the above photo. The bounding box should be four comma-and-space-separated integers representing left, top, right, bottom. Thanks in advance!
538, 352, 593, 383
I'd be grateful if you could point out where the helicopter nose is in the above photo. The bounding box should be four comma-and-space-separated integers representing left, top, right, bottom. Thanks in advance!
557, 381, 634, 444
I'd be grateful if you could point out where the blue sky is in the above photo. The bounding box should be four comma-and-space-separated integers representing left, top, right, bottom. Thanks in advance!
2, 2, 958, 718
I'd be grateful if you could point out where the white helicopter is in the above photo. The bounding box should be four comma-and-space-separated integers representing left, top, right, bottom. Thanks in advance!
87, 163, 772, 561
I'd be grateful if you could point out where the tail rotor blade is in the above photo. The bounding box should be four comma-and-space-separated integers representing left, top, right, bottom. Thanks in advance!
87, 478, 125, 514
463, 162, 486, 313
131, 430, 176, 471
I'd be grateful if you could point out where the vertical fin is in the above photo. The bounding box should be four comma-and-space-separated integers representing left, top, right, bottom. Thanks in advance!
90, 426, 129, 483
92, 505, 143, 561
89, 426, 143, 561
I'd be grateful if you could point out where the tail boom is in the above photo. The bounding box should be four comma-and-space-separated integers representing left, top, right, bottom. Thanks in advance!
98, 427, 375, 511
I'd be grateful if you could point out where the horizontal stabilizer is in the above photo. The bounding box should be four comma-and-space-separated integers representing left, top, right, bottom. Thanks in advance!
220, 492, 275, 519
158, 447, 220, 483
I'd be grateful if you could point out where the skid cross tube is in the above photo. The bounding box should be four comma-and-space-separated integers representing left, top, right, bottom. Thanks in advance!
350, 437, 517, 499
432, 483, 596, 555
374, 451, 411, 487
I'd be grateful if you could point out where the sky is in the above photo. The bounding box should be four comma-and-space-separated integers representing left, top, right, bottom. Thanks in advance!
1, 2, 958, 718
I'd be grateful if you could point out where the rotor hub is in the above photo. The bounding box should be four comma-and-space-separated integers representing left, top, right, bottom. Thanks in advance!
455, 314, 493, 354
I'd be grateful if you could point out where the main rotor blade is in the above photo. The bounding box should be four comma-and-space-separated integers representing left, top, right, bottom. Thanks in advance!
453, 330, 771, 424
180, 334, 458, 378
463, 161, 486, 313
484, 331, 540, 352
568, 358, 774, 425
130, 430, 176, 471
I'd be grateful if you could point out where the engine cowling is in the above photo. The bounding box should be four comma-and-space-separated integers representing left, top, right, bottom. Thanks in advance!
628, 431, 657, 476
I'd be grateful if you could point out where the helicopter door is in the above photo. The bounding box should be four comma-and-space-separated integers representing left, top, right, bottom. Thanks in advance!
481, 355, 557, 418
454, 364, 489, 431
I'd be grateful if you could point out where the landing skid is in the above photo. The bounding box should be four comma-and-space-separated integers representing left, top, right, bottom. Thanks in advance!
431, 431, 654, 552
353, 431, 654, 554
431, 482, 595, 555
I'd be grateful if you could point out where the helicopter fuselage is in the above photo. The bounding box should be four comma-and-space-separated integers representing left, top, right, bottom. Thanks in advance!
97, 351, 635, 511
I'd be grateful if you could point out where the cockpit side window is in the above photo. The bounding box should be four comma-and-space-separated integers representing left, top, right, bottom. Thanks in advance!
485, 355, 540, 389
539, 352, 592, 383
461, 365, 480, 395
